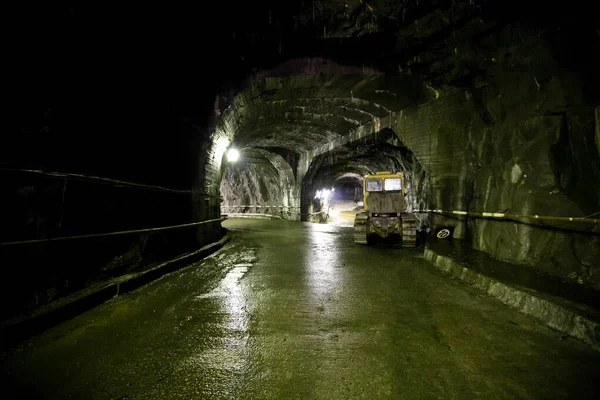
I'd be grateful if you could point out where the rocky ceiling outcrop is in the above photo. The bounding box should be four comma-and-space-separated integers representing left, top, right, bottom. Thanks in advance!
204, 60, 429, 194
12, 1, 597, 190
222, 67, 421, 154
203, 0, 598, 194
206, 0, 597, 90
220, 147, 297, 212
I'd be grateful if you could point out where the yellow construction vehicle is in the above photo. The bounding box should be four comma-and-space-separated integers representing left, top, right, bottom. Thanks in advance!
353, 171, 417, 247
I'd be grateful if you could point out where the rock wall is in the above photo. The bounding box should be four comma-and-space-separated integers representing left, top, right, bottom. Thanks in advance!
220, 149, 299, 219
394, 25, 600, 287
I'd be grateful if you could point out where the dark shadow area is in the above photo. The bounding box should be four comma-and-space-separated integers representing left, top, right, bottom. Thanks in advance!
0, 170, 223, 322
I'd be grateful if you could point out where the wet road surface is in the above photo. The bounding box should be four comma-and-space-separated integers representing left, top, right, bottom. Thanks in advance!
2, 218, 600, 399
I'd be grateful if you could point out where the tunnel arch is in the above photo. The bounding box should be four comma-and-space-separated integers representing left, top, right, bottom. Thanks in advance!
201, 57, 430, 199
300, 129, 431, 229
332, 173, 364, 200
334, 172, 363, 182
219, 147, 298, 219
332, 175, 363, 195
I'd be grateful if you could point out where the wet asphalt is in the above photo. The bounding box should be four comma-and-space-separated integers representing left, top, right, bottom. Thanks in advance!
2, 218, 600, 399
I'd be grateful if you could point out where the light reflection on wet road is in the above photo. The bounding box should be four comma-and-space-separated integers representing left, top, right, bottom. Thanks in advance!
2, 218, 600, 399
306, 224, 342, 300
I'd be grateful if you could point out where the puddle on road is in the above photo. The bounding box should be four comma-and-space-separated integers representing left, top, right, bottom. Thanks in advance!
192, 256, 254, 333
194, 263, 252, 300
180, 260, 254, 380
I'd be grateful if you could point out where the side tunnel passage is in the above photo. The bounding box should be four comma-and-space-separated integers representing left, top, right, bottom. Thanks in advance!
219, 148, 299, 220
301, 131, 431, 234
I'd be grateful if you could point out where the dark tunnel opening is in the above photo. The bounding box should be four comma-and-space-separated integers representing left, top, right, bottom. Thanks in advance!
300, 132, 431, 230
332, 176, 362, 202
327, 176, 364, 226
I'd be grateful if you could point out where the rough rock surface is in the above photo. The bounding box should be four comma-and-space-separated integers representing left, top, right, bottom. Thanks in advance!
220, 148, 299, 219
392, 27, 600, 286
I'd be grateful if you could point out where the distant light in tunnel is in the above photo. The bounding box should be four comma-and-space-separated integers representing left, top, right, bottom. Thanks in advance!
214, 136, 232, 167
315, 189, 331, 200
227, 148, 240, 162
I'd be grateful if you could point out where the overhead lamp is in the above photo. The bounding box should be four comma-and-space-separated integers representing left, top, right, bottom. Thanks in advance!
227, 148, 240, 162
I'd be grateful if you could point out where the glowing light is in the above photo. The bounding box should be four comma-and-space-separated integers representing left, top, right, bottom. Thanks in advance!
214, 137, 230, 159
315, 189, 331, 200
227, 148, 240, 162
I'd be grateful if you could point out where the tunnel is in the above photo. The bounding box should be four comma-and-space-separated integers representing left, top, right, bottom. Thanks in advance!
2, 1, 600, 398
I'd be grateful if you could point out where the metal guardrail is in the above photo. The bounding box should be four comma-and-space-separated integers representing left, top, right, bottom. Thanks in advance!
221, 205, 599, 224
0, 167, 220, 198
221, 205, 326, 218
220, 205, 301, 209
413, 209, 599, 224
1, 167, 226, 246
220, 205, 300, 215
0, 217, 227, 247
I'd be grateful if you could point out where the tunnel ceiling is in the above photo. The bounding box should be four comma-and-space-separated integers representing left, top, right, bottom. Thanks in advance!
11, 0, 599, 188
223, 70, 420, 153
304, 132, 421, 188
208, 0, 599, 187
213, 0, 490, 157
